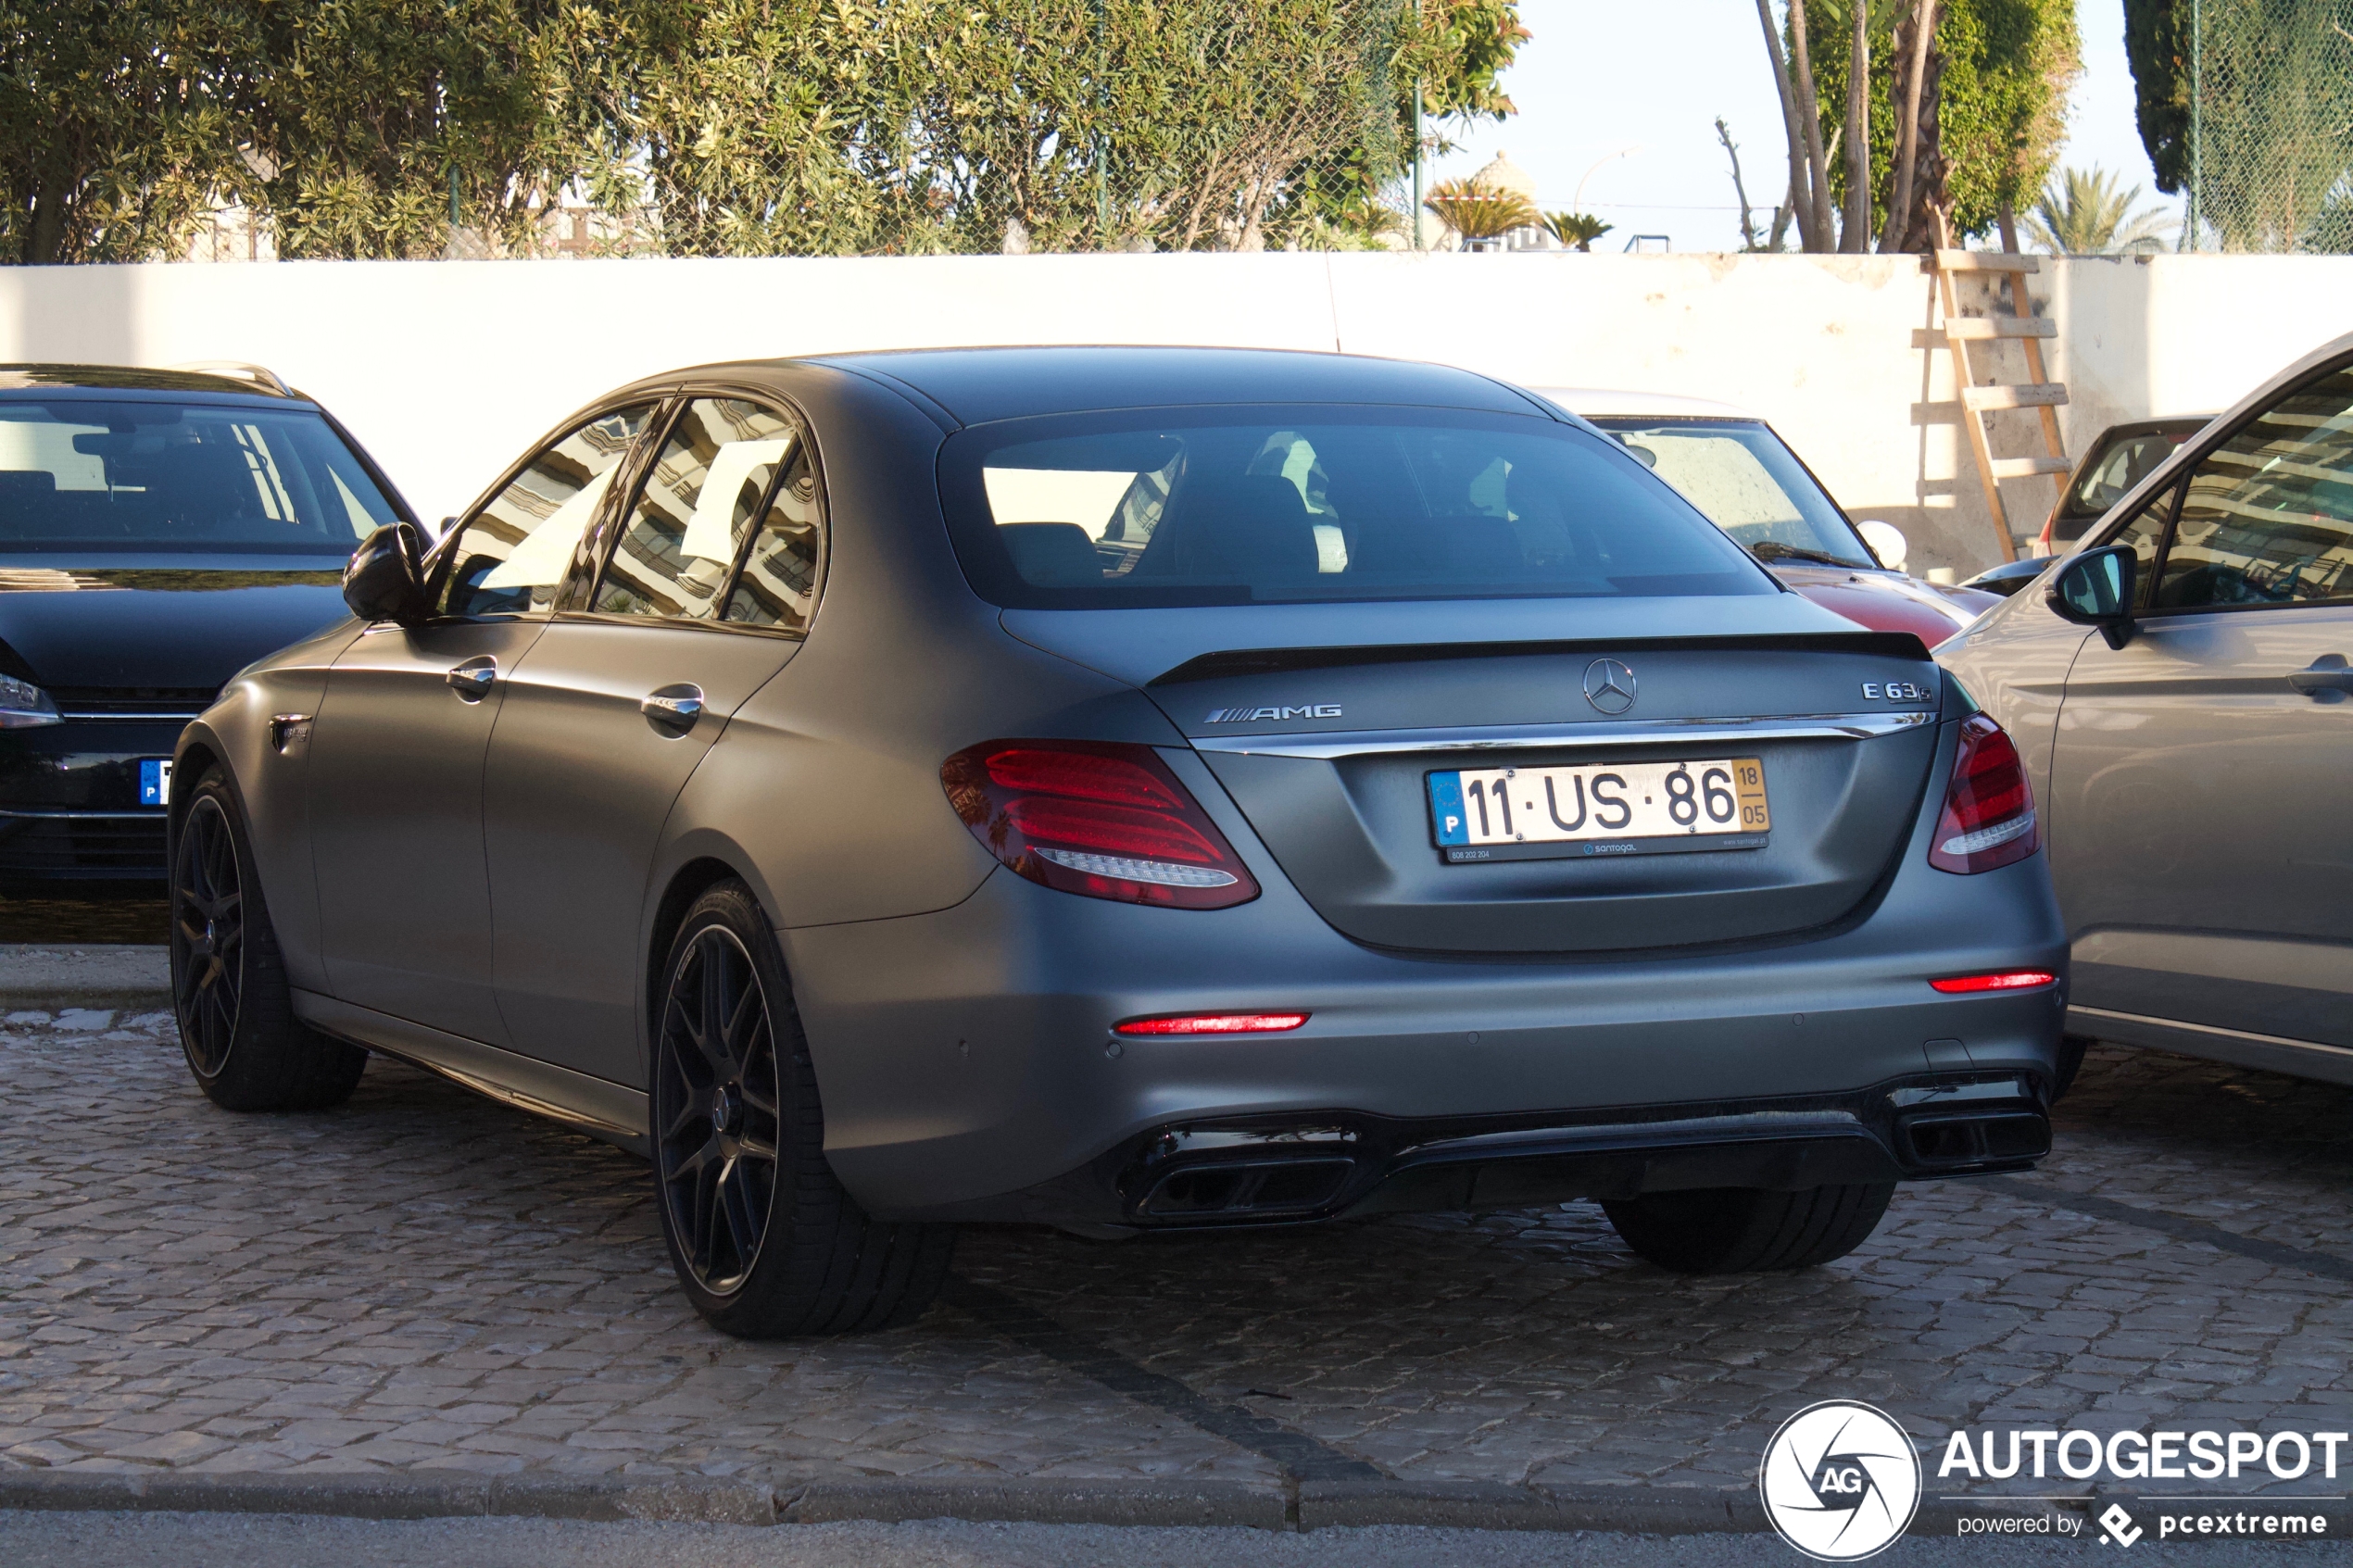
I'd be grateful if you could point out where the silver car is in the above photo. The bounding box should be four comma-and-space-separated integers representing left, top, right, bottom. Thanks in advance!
1939, 332, 2353, 1094
169, 348, 2066, 1337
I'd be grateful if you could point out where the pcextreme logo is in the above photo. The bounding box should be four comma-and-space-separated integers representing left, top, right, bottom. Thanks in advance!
1759, 1400, 1923, 1562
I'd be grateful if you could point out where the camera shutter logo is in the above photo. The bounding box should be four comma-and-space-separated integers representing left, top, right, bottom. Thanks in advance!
1758, 1399, 1921, 1561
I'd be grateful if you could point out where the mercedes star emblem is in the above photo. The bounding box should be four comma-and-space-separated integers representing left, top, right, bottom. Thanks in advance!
1583, 658, 1638, 715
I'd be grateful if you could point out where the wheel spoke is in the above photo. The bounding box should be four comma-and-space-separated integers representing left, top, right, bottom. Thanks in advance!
717, 1160, 759, 1268
698, 938, 736, 1073
721, 981, 763, 1062
661, 1092, 707, 1142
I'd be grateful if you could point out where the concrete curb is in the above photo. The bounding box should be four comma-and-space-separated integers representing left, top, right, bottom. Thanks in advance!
0, 1469, 2123, 1535
0, 1470, 777, 1525
1307, 1479, 1763, 1534
0, 943, 171, 1012
783, 1478, 1289, 1529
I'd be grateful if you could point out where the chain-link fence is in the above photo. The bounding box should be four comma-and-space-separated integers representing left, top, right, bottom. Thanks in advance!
2184, 0, 2353, 252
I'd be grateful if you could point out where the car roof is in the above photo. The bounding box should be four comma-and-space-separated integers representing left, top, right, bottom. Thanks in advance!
802, 345, 1548, 426
2087, 414, 2215, 441
0, 363, 313, 408
1531, 387, 1759, 420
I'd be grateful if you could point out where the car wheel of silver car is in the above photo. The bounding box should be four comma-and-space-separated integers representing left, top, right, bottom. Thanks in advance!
651, 882, 956, 1336
1601, 1182, 1894, 1274
170, 768, 368, 1112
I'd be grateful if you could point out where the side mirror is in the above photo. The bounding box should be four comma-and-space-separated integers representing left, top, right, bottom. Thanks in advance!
1856, 520, 1908, 573
344, 522, 431, 624
2045, 544, 2137, 648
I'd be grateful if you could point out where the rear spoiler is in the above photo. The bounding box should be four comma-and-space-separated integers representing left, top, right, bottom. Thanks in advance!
1151, 631, 1935, 687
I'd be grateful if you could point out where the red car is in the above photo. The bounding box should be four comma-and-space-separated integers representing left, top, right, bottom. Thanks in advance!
1540, 389, 1996, 649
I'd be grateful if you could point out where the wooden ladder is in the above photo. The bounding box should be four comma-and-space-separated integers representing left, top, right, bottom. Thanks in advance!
1929, 241, 2070, 563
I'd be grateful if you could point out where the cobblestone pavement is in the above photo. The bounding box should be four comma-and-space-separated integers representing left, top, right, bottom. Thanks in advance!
2, 1009, 2347, 1498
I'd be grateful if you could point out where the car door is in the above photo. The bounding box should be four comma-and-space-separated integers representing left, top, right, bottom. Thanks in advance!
484, 395, 822, 1083
308, 402, 658, 1040
2052, 359, 2353, 1051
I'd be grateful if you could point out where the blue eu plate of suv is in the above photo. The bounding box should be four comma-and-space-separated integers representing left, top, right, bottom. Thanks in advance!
0, 364, 411, 883
166, 347, 2067, 1336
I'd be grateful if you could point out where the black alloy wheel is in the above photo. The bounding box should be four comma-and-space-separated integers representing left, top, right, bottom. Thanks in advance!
172, 795, 245, 1078
168, 766, 367, 1112
654, 924, 783, 1295
648, 881, 956, 1336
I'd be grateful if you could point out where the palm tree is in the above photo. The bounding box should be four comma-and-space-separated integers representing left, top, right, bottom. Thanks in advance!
1542, 210, 1615, 252
2022, 166, 2176, 255
1423, 179, 1539, 248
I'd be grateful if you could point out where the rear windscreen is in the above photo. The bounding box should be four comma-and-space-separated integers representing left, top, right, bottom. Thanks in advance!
0, 400, 400, 553
939, 407, 1777, 608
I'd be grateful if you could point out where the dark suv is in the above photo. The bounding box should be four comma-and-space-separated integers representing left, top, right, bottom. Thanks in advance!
0, 364, 411, 883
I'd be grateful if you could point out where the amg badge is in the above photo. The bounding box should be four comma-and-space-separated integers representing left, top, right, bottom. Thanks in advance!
1203, 704, 1342, 723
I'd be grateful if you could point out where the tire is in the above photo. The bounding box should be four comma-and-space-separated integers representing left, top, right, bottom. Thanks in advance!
650, 880, 955, 1336
2049, 1034, 2093, 1104
1602, 1182, 1894, 1274
170, 767, 367, 1112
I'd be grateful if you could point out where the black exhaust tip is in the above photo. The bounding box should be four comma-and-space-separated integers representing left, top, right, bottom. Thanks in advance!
1139, 1158, 1355, 1218
1897, 1110, 2050, 1167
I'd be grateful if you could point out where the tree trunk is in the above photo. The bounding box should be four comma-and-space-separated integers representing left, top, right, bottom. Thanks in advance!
1881, 0, 1939, 252
1841, 0, 1870, 252
1786, 0, 1836, 249
1753, 0, 1823, 252
1881, 5, 1948, 254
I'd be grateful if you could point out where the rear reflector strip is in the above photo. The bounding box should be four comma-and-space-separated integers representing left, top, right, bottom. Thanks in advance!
1113, 1012, 1310, 1036
1033, 847, 1239, 888
1929, 971, 2058, 994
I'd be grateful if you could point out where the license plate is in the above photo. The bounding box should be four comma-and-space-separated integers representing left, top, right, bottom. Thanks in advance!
1429, 758, 1770, 863
138, 758, 173, 808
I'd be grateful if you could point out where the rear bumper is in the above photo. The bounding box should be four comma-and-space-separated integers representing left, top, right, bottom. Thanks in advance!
0, 719, 183, 881
1023, 1071, 2047, 1232
784, 839, 2070, 1224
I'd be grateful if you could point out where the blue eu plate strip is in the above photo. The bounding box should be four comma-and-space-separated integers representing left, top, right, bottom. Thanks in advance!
1428, 771, 1468, 846
138, 759, 170, 808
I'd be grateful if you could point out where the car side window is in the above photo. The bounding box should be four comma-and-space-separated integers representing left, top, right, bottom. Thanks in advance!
2101, 482, 2176, 611
2153, 364, 2353, 611
724, 446, 824, 632
596, 398, 798, 621
437, 404, 657, 618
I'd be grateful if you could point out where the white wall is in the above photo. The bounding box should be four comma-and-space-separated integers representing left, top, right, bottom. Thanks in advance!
8, 251, 2352, 574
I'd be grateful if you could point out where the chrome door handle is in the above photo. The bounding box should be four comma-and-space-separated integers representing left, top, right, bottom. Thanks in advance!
2287, 655, 2353, 702
642, 684, 704, 734
446, 657, 497, 701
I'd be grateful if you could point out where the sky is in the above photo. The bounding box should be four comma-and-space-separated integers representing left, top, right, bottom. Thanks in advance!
1420, 0, 2171, 253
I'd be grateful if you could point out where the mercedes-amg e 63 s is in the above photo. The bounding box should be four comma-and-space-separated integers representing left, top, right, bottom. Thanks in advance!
167, 348, 2066, 1336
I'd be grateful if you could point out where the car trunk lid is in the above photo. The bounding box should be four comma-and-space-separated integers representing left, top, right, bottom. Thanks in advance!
1005, 602, 1942, 955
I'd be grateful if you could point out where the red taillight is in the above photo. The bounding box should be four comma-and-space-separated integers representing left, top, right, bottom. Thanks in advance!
1113, 1011, 1309, 1035
942, 739, 1261, 909
1928, 714, 2040, 874
1929, 971, 2058, 994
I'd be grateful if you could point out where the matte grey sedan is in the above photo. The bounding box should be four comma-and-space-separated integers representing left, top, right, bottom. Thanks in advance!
1941, 332, 2353, 1095
169, 348, 2066, 1336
